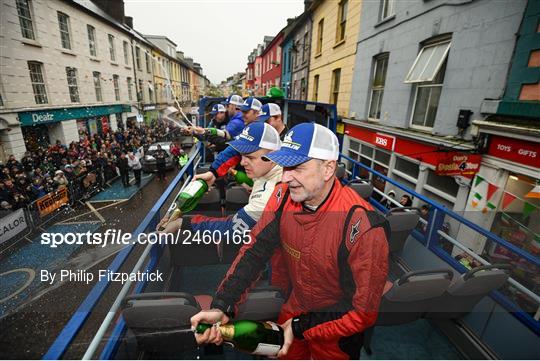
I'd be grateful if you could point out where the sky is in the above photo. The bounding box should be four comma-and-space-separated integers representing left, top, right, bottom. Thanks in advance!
124, 0, 305, 84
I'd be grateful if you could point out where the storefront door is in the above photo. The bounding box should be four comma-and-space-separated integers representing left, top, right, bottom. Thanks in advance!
22, 125, 50, 151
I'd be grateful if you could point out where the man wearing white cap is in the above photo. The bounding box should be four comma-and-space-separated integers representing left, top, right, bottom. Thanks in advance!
192, 122, 389, 359
195, 102, 287, 188
158, 122, 283, 250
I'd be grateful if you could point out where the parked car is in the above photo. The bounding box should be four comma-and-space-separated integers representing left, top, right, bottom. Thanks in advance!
139, 142, 175, 173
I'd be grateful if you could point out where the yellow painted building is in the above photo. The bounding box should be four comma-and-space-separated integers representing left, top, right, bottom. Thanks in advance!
308, 0, 362, 117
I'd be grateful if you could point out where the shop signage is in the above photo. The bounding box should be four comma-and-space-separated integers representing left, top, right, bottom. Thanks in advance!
374, 133, 395, 151
36, 187, 69, 217
143, 105, 156, 111
18, 104, 128, 126
436, 153, 482, 176
0, 209, 27, 245
488, 135, 539, 169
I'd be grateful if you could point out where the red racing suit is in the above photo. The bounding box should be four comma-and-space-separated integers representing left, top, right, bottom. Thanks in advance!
211, 178, 389, 359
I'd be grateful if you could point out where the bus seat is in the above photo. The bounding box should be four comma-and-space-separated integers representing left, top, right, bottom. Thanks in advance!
190, 187, 222, 215
385, 207, 421, 253
425, 264, 511, 320
363, 269, 453, 355
376, 269, 454, 326
236, 286, 285, 322
348, 179, 373, 200
225, 185, 250, 214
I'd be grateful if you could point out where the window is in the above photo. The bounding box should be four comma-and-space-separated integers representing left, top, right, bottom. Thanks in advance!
316, 19, 324, 54
368, 54, 389, 120
28, 62, 47, 104
138, 79, 144, 101
380, 0, 395, 21
331, 68, 341, 105
113, 74, 120, 101
123, 41, 129, 65
313, 74, 319, 101
0, 93, 3, 107
302, 32, 309, 63
87, 25, 97, 56
148, 83, 154, 102
16, 0, 35, 40
408, 40, 451, 129
108, 34, 116, 62
57, 12, 71, 49
145, 52, 151, 73
93, 71, 102, 102
66, 67, 79, 103
394, 156, 419, 179
127, 77, 133, 101
405, 41, 451, 83
288, 51, 293, 72
336, 0, 348, 43
135, 47, 142, 70
300, 78, 306, 99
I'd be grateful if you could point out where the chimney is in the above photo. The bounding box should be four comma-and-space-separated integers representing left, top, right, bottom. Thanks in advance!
304, 0, 314, 11
92, 0, 125, 23
124, 16, 133, 28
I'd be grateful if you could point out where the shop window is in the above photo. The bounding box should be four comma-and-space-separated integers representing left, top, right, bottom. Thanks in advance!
394, 156, 419, 179
368, 53, 389, 120
360, 144, 373, 157
375, 149, 390, 166
93, 71, 102, 102
57, 12, 71, 50
331, 68, 341, 105
113, 74, 120, 101
336, 0, 348, 43
406, 39, 451, 129
87, 25, 97, 56
108, 34, 116, 62
123, 41, 129, 65
135, 47, 141, 70
426, 169, 459, 198
379, 0, 395, 21
28, 61, 48, 104
66, 67, 79, 103
16, 0, 35, 40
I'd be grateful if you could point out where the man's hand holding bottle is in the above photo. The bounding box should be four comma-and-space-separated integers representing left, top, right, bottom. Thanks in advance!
155, 214, 183, 233
194, 171, 216, 187
190, 309, 230, 345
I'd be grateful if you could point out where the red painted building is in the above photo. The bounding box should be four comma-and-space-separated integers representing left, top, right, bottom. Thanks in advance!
245, 50, 256, 94
260, 32, 283, 96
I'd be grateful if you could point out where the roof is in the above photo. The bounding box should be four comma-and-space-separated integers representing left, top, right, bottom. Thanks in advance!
143, 34, 178, 47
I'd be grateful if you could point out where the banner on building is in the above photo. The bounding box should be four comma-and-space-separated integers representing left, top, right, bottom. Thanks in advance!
36, 188, 69, 217
435, 153, 481, 176
0, 209, 27, 245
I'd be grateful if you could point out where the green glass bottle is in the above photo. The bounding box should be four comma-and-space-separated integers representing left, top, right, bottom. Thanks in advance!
195, 320, 284, 357
158, 179, 208, 231
230, 169, 254, 187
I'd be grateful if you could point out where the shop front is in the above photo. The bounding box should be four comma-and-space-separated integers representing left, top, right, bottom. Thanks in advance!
142, 104, 158, 126
18, 104, 130, 149
343, 123, 479, 211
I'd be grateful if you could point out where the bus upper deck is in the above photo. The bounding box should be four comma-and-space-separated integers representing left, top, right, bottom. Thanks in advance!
44, 98, 539, 360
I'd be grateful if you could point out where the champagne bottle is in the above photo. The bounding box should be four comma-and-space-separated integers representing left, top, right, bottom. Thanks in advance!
229, 169, 254, 187
195, 320, 284, 357
158, 179, 208, 231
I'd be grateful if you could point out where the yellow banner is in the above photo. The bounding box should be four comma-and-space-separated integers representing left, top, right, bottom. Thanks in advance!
36, 187, 69, 217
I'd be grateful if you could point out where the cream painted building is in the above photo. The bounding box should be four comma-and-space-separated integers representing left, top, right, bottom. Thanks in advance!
0, 0, 137, 159
307, 0, 362, 118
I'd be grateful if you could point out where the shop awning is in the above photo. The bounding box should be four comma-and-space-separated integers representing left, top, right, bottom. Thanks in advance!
405, 41, 451, 83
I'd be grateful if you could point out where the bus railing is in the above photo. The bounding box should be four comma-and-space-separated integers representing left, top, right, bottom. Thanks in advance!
340, 153, 540, 335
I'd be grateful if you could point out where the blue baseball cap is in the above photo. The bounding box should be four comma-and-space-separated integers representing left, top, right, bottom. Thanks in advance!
210, 103, 226, 115
228, 122, 281, 154
222, 94, 244, 106
257, 103, 282, 122
239, 97, 263, 112
263, 123, 340, 167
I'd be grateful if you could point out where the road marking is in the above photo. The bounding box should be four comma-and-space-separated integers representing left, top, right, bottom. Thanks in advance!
57, 200, 126, 223
0, 268, 36, 304
85, 201, 105, 223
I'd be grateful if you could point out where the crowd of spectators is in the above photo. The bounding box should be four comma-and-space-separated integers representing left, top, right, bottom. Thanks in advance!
0, 124, 168, 217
